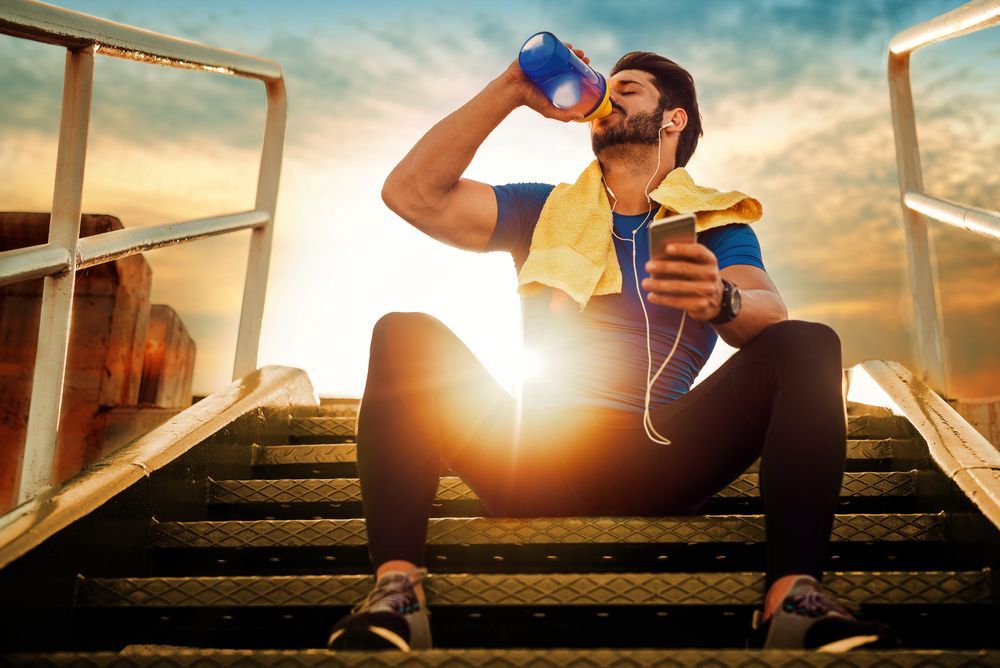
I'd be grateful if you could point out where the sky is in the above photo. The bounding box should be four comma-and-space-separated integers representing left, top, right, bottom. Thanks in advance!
1, 0, 997, 403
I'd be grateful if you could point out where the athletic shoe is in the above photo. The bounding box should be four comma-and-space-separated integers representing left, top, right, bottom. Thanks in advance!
746, 575, 900, 652
326, 567, 432, 651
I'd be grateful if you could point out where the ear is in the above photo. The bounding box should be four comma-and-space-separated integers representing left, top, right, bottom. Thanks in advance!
662, 107, 689, 133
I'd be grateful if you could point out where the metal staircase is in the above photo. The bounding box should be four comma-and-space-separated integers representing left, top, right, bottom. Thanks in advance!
2, 1, 999, 664
3, 397, 998, 665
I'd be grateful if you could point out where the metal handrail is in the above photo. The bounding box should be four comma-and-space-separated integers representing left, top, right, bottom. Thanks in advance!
0, 243, 72, 285
903, 193, 1000, 241
0, 0, 281, 80
75, 210, 271, 269
862, 360, 1000, 532
888, 0, 1000, 396
0, 0, 287, 509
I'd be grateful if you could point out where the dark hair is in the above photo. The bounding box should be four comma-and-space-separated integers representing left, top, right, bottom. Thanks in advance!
610, 52, 703, 167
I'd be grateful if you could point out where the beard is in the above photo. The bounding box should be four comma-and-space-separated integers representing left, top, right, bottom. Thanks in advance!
591, 106, 665, 156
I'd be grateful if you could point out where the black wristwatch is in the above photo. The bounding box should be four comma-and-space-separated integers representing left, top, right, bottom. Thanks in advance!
709, 278, 741, 324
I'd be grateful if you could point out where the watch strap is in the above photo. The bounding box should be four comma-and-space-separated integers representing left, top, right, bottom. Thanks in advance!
709, 278, 738, 324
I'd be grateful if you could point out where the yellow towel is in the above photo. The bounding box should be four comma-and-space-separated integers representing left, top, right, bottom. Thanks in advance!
517, 159, 763, 311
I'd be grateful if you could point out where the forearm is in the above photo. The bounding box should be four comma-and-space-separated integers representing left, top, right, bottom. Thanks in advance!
712, 288, 788, 348
383, 77, 520, 209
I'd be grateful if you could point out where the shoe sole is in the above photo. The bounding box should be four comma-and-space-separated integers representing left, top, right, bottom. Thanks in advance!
817, 634, 881, 652
327, 625, 410, 652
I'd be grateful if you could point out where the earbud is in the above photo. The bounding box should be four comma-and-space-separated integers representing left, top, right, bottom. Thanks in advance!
660, 120, 675, 130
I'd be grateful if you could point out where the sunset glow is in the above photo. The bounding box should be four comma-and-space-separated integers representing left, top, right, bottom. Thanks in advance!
1, 0, 996, 403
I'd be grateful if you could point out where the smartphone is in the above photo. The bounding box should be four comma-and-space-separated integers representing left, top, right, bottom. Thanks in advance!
648, 212, 696, 260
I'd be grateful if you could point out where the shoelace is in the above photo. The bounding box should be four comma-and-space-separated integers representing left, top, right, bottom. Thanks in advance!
783, 588, 855, 619
352, 567, 428, 615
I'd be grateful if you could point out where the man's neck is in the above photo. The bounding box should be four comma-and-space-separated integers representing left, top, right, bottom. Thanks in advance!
599, 144, 676, 215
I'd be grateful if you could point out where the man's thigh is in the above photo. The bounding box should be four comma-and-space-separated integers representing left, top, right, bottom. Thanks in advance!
584, 349, 774, 516
457, 405, 613, 517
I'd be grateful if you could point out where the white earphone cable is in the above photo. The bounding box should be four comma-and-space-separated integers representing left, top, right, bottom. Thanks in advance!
603, 119, 682, 445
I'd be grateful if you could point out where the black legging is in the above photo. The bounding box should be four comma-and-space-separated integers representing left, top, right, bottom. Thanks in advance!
357, 313, 847, 592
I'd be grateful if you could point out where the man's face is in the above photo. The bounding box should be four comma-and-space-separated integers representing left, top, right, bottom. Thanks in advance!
591, 69, 666, 156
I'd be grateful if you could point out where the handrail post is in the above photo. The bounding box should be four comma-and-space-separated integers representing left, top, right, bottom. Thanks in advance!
18, 46, 94, 505
887, 41, 948, 396
885, 0, 1000, 398
233, 78, 287, 380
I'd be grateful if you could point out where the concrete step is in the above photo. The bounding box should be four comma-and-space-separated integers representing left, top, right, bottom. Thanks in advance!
150, 513, 956, 551
282, 413, 918, 445
75, 569, 991, 608
250, 438, 931, 478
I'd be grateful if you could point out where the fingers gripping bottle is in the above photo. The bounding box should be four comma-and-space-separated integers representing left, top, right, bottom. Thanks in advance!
518, 31, 613, 123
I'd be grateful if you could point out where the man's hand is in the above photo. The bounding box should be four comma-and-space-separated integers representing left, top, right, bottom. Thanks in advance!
642, 241, 725, 321
497, 42, 588, 123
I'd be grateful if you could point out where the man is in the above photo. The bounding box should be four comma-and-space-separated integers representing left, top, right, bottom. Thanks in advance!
327, 46, 899, 653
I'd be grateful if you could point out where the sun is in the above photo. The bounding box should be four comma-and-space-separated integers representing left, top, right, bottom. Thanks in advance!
846, 365, 903, 415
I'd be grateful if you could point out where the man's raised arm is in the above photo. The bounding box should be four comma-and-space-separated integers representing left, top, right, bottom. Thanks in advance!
381, 48, 589, 252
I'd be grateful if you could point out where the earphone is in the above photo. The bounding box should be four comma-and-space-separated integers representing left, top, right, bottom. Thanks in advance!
603, 117, 684, 445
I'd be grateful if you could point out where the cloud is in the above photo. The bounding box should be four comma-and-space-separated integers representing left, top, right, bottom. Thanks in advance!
2, 0, 995, 401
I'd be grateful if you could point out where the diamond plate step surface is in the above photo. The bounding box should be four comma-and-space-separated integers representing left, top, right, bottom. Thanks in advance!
208, 471, 922, 506
74, 569, 991, 608
283, 413, 918, 443
251, 438, 929, 476
7, 648, 1000, 667
151, 513, 949, 550
289, 417, 355, 443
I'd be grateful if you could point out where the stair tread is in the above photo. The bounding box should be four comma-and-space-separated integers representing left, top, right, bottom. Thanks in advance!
283, 414, 918, 441
74, 569, 992, 608
252, 438, 929, 473
151, 513, 950, 549
209, 471, 923, 505
9, 648, 1000, 666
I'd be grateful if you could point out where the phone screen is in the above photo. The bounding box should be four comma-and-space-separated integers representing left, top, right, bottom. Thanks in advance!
648, 213, 696, 260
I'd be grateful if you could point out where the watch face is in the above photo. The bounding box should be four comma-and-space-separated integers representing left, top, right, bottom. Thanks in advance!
731, 285, 742, 314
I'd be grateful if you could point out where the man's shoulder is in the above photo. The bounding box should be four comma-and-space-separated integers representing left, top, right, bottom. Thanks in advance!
494, 181, 557, 201
493, 182, 557, 223
698, 223, 765, 271
698, 222, 758, 238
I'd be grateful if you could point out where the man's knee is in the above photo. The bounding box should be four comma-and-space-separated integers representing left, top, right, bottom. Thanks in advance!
372, 311, 442, 342
755, 319, 842, 369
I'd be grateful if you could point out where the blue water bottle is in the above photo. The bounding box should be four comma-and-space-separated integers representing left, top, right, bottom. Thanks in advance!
518, 31, 613, 123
